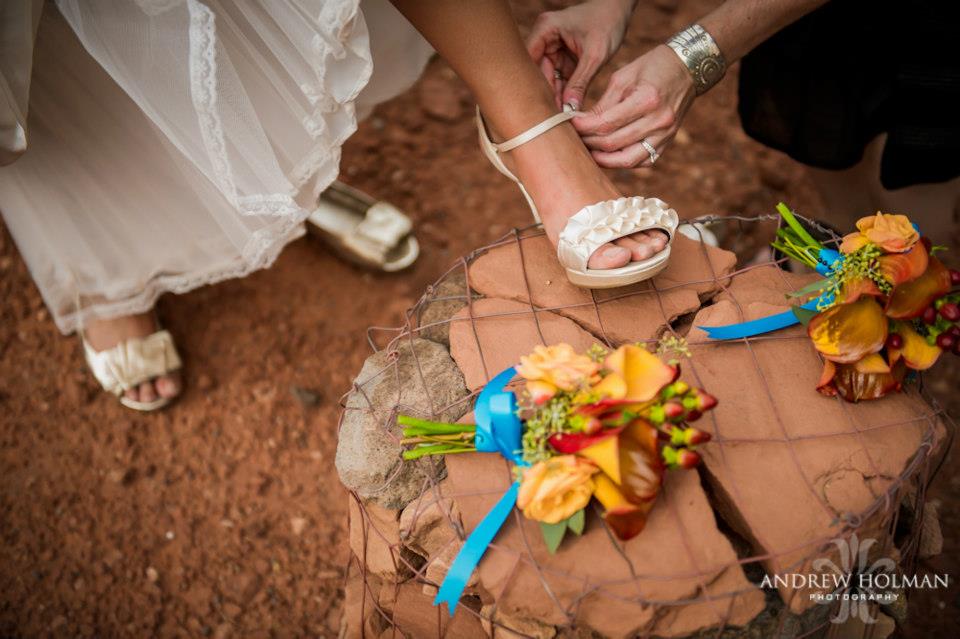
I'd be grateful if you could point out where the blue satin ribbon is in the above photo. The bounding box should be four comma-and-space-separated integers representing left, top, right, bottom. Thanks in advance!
434, 366, 524, 615
699, 247, 842, 340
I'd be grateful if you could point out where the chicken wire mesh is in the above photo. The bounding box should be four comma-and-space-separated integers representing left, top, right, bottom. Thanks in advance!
337, 215, 954, 639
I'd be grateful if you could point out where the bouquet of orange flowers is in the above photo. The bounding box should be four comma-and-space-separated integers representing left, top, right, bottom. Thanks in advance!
400, 342, 715, 551
772, 206, 960, 401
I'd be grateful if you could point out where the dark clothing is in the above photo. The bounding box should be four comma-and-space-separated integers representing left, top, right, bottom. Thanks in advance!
737, 0, 960, 190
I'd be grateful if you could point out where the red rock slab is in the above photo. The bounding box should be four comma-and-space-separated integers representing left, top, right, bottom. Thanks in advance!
714, 263, 823, 308
442, 452, 764, 638
448, 298, 598, 391
685, 300, 945, 611
466, 232, 737, 344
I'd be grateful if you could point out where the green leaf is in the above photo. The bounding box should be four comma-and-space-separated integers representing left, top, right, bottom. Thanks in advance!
791, 305, 818, 327
567, 509, 585, 536
786, 278, 830, 299
540, 521, 567, 554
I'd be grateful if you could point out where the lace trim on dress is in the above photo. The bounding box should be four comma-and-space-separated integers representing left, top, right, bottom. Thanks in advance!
187, 0, 238, 204
57, 207, 309, 335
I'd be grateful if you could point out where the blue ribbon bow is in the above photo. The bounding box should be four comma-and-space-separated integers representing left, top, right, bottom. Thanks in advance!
699, 248, 841, 340
433, 366, 525, 615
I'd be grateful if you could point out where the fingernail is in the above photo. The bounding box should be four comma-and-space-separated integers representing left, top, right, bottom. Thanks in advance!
565, 100, 579, 112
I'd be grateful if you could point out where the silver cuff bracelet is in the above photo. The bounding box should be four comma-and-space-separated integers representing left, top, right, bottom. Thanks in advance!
666, 24, 726, 95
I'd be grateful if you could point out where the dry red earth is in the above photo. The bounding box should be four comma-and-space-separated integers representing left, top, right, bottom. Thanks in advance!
0, 1, 956, 637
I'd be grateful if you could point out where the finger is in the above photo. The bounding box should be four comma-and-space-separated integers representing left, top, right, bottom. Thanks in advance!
526, 15, 555, 61
637, 130, 676, 168
539, 57, 563, 107
561, 47, 602, 110
573, 84, 659, 135
591, 130, 670, 169
581, 113, 660, 153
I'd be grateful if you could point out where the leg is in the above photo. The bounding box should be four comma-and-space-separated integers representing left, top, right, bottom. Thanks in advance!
390, 0, 668, 269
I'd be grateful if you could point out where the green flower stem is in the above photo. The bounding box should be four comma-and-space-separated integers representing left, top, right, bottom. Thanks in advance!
397, 414, 475, 436
776, 203, 822, 250
402, 444, 476, 460
400, 432, 476, 445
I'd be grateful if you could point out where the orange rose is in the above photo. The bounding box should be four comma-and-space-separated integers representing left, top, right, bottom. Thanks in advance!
840, 212, 919, 254
517, 455, 598, 524
517, 344, 600, 404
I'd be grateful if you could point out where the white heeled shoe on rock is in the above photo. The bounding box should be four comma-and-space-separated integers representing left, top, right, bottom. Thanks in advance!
83, 329, 182, 411
477, 105, 679, 289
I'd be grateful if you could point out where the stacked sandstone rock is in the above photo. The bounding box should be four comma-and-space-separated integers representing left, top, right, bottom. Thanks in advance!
336, 229, 946, 638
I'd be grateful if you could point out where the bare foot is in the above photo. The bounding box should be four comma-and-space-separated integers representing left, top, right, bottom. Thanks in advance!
495, 120, 668, 269
84, 312, 182, 404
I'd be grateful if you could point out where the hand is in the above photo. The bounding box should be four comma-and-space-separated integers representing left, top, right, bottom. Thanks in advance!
526, 0, 635, 110
573, 45, 696, 168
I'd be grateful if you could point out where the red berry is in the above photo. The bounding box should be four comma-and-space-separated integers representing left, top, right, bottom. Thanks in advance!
940, 303, 960, 322
951, 269, 960, 285
922, 307, 938, 324
886, 333, 904, 350
936, 333, 956, 350
949, 325, 960, 338
663, 400, 684, 419
677, 449, 702, 469
696, 391, 718, 411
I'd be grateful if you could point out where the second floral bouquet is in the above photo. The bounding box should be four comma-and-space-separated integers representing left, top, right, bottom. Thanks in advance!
399, 342, 716, 552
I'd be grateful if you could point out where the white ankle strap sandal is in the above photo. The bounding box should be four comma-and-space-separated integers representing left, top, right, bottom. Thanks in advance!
477, 105, 679, 289
83, 329, 182, 412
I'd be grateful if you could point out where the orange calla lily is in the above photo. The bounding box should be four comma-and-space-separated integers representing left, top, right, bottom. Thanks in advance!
592, 472, 654, 540
879, 242, 929, 287
808, 297, 888, 364
889, 323, 942, 370
854, 353, 891, 374
578, 434, 623, 484
576, 420, 663, 540
839, 277, 882, 304
816, 358, 904, 402
601, 345, 678, 404
885, 257, 952, 319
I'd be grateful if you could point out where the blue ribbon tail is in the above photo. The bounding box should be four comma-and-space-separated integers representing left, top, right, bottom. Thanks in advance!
699, 299, 821, 340
434, 482, 519, 615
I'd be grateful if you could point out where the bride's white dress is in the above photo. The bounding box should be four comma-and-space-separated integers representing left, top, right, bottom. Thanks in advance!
0, 0, 432, 334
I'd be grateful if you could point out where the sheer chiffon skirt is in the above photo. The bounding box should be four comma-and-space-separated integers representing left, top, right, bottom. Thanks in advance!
0, 0, 432, 334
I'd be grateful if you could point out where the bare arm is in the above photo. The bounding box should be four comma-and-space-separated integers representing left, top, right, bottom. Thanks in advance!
529, 0, 828, 167
700, 0, 828, 64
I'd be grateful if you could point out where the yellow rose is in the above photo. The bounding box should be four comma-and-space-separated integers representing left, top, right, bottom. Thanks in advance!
840, 212, 919, 254
517, 456, 598, 524
517, 344, 600, 404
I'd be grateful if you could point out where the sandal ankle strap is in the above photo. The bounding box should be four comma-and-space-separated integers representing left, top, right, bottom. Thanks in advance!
493, 105, 577, 153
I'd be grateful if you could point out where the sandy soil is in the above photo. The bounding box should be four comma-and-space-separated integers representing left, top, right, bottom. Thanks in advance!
0, 1, 956, 637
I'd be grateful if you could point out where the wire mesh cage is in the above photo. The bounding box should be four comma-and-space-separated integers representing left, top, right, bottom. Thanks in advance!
336, 215, 953, 639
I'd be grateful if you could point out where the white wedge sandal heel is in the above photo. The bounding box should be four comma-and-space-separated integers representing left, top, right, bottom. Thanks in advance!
477, 105, 679, 289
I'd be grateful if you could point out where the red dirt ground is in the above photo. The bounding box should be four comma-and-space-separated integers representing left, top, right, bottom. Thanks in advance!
1, 1, 956, 637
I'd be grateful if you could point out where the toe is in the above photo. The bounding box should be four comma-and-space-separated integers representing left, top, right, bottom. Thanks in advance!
138, 381, 157, 404
124, 387, 140, 403
587, 244, 632, 270
646, 229, 669, 250
620, 235, 655, 261
155, 372, 182, 400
